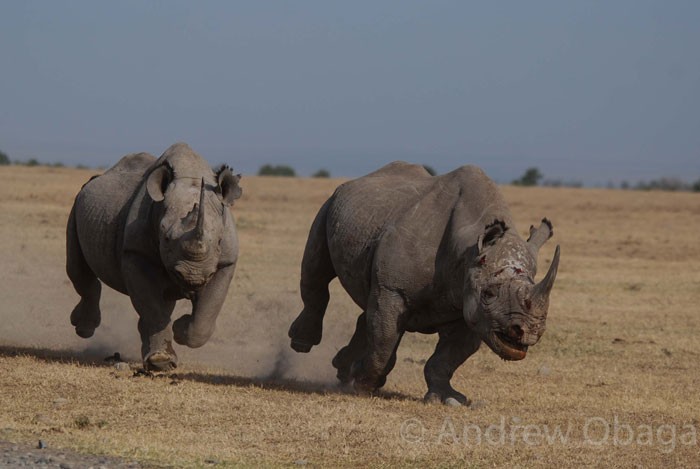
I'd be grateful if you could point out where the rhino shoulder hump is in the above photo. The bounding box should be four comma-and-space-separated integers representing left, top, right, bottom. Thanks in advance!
366, 161, 431, 178
110, 152, 157, 175
451, 165, 488, 179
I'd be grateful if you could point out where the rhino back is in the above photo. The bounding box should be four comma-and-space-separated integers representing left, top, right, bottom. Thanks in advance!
382, 165, 515, 318
327, 163, 514, 315
326, 162, 434, 307
74, 153, 156, 292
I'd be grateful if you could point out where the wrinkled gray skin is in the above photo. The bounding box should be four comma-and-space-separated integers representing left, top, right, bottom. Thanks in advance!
289, 162, 560, 405
66, 143, 242, 370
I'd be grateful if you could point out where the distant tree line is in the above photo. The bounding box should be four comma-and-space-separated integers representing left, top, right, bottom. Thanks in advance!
0, 149, 72, 168
257, 164, 332, 178
623, 177, 700, 192
2, 150, 699, 191
512, 166, 700, 192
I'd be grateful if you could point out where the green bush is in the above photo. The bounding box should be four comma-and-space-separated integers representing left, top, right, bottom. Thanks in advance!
312, 169, 330, 178
258, 164, 296, 177
0, 150, 9, 166
512, 167, 543, 186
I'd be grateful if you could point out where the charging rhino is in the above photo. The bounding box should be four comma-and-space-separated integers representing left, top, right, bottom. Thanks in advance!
289, 162, 559, 405
66, 143, 242, 370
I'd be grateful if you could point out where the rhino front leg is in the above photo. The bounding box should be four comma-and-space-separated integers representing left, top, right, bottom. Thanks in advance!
424, 320, 481, 406
351, 288, 405, 393
123, 253, 177, 371
173, 264, 234, 348
66, 205, 101, 338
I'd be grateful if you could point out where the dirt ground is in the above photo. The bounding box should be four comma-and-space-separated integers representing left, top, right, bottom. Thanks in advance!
1, 165, 699, 467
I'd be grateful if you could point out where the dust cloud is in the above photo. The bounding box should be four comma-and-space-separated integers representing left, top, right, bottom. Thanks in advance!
181, 289, 358, 386
0, 257, 357, 388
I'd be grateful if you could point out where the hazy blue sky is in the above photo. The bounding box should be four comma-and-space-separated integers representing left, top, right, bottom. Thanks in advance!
1, 1, 699, 184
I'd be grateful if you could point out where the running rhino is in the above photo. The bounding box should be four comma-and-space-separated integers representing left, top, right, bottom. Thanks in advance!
289, 162, 559, 405
66, 143, 241, 370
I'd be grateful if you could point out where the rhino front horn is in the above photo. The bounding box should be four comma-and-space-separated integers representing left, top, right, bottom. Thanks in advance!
195, 178, 206, 239
533, 245, 560, 300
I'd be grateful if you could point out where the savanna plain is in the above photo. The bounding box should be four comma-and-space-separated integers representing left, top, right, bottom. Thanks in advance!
1, 165, 699, 467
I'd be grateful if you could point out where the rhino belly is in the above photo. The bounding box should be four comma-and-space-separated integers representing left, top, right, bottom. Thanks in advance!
74, 180, 135, 294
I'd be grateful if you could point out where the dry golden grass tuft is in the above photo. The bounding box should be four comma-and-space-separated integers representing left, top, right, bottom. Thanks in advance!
1, 165, 699, 467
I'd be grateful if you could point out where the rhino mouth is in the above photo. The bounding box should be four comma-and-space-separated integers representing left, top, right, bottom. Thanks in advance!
490, 331, 528, 361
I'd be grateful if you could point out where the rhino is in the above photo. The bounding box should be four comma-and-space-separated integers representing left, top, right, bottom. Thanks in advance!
66, 143, 242, 370
288, 162, 560, 405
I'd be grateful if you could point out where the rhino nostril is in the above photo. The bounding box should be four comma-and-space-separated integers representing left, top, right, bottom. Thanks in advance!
509, 324, 524, 340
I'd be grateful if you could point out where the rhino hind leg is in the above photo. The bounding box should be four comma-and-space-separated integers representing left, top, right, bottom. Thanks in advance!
289, 203, 336, 353
423, 321, 481, 406
332, 312, 368, 383
350, 289, 405, 393
66, 206, 102, 338
289, 271, 334, 352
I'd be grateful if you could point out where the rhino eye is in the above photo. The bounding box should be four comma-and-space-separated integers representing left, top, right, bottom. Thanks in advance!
482, 286, 498, 301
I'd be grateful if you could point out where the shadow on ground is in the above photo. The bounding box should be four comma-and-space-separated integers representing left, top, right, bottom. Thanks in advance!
0, 345, 417, 403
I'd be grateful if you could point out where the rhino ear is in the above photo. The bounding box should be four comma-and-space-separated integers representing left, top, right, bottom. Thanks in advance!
527, 218, 554, 251
217, 165, 242, 206
477, 219, 508, 251
146, 164, 172, 202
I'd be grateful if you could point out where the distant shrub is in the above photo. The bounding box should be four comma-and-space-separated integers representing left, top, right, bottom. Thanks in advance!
542, 179, 583, 188
0, 150, 9, 166
26, 158, 39, 167
635, 177, 688, 192
258, 164, 296, 177
312, 169, 330, 178
693, 179, 700, 192
51, 161, 65, 168
422, 165, 437, 176
512, 167, 542, 186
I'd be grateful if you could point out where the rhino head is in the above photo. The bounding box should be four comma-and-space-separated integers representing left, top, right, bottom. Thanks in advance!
464, 219, 560, 361
145, 143, 241, 292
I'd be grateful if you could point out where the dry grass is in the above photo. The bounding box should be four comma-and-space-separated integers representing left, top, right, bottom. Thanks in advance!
1, 165, 699, 467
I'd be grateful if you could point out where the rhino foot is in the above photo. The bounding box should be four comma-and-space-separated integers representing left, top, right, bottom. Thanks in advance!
331, 351, 353, 383
334, 365, 352, 384
74, 326, 95, 339
290, 340, 313, 353
424, 390, 471, 407
288, 312, 322, 353
70, 301, 101, 339
144, 348, 178, 372
144, 352, 177, 371
350, 362, 386, 395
